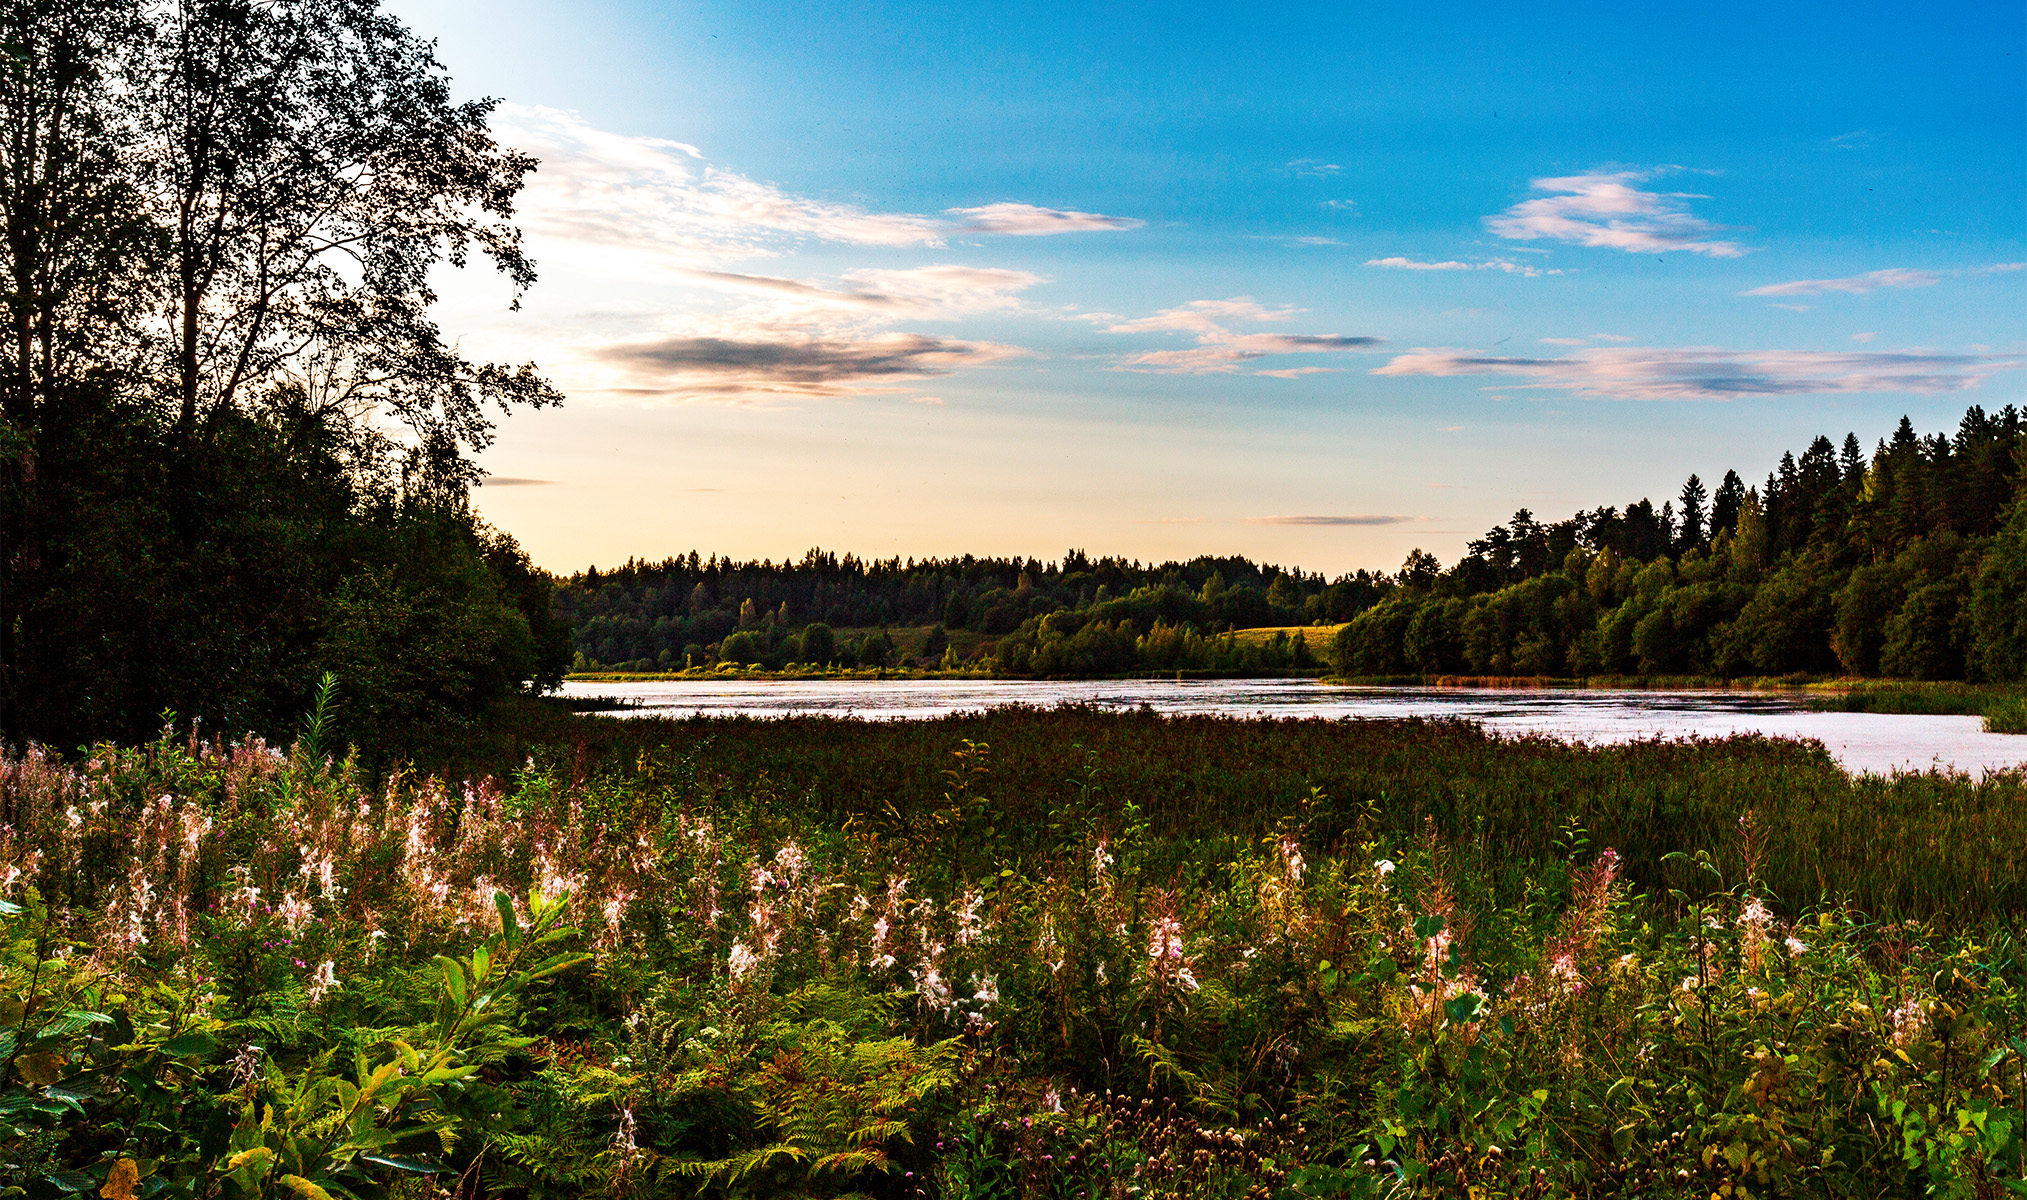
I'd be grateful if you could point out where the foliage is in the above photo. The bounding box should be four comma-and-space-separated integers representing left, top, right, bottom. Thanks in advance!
558, 408, 2024, 689
2, 711, 2021, 1197
0, 0, 567, 750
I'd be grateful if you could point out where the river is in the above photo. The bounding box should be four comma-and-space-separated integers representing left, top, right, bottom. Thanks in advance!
557, 678, 2027, 778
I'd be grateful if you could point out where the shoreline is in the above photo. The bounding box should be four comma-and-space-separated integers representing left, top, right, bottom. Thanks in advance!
552, 673, 2027, 732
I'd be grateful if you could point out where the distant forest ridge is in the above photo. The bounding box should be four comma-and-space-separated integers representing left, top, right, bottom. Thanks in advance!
558, 403, 2027, 681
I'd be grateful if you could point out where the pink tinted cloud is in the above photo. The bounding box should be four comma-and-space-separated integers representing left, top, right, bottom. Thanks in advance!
1742, 268, 1941, 297
1485, 171, 1746, 257
1373, 346, 2022, 400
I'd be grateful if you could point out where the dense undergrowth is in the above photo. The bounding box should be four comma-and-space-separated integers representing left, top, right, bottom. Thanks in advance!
3, 710, 2023, 1198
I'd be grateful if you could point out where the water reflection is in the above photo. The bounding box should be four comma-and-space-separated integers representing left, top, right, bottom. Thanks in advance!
557, 678, 2027, 779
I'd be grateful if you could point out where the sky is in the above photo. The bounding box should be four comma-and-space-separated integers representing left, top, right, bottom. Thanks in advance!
389, 0, 2027, 576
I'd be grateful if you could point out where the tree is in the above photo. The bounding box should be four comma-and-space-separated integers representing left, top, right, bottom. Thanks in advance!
1399, 549, 1440, 591
1710, 470, 1746, 539
0, 0, 566, 745
140, 0, 558, 454
799, 622, 836, 665
1969, 489, 2027, 681
1676, 474, 1708, 552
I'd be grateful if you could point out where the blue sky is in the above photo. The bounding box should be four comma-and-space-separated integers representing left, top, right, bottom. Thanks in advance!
393, 0, 2026, 574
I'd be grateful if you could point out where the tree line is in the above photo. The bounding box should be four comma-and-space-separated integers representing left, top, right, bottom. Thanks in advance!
564, 404, 2026, 682
1333, 405, 2025, 682
559, 549, 1376, 671
1, 0, 569, 750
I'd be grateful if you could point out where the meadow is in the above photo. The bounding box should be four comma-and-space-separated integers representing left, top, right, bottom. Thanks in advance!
2, 707, 2023, 1198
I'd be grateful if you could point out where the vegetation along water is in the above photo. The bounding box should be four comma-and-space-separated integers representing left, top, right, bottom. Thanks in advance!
2, 708, 2022, 1197
559, 406, 2027, 694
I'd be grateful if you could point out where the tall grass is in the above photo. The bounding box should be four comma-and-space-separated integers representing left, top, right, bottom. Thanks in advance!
1, 711, 2021, 1197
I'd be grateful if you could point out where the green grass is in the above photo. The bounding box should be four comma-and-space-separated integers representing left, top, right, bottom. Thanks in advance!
1805, 679, 2027, 733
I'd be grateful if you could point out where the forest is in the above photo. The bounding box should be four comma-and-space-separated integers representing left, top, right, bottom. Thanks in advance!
0, 0, 572, 754
559, 403, 2027, 683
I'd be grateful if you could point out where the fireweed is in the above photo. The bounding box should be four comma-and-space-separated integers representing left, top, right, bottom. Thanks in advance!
0, 719, 2021, 1199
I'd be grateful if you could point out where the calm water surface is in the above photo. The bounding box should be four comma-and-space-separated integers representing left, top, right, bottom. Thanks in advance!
557, 678, 2027, 778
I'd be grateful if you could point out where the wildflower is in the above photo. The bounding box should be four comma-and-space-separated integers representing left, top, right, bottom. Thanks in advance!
278, 892, 312, 931
728, 941, 761, 980
1784, 935, 1808, 956
1890, 996, 1926, 1047
1374, 858, 1396, 878
774, 841, 807, 878
1148, 914, 1185, 964
1174, 966, 1200, 991
1278, 835, 1306, 882
307, 960, 339, 1004
954, 889, 986, 946
602, 891, 633, 931
1740, 896, 1773, 969
1680, 975, 1700, 992
971, 974, 1000, 1005
613, 1104, 640, 1171
916, 962, 952, 1009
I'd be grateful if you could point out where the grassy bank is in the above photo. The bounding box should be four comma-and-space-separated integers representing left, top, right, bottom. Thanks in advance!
5, 710, 2020, 1197
1805, 680, 2027, 733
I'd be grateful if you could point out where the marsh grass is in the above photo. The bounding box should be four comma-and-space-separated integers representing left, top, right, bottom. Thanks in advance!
2, 709, 2021, 1197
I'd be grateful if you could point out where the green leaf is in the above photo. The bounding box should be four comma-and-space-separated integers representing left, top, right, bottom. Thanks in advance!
494, 892, 519, 946
436, 958, 466, 1007
161, 1031, 217, 1059
359, 1154, 439, 1174
522, 953, 591, 982
40, 1171, 97, 1193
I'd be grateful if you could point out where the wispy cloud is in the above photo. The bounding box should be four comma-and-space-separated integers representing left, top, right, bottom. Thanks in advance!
1372, 346, 2023, 400
496, 105, 1138, 266
1245, 514, 1420, 526
1104, 299, 1383, 374
946, 202, 1143, 235
685, 265, 1043, 320
478, 476, 555, 486
1282, 158, 1343, 177
1830, 130, 1872, 150
486, 107, 1130, 403
1485, 170, 1746, 257
1742, 268, 1940, 297
498, 104, 946, 263
588, 333, 1026, 401
1540, 334, 1634, 346
1365, 256, 1562, 277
